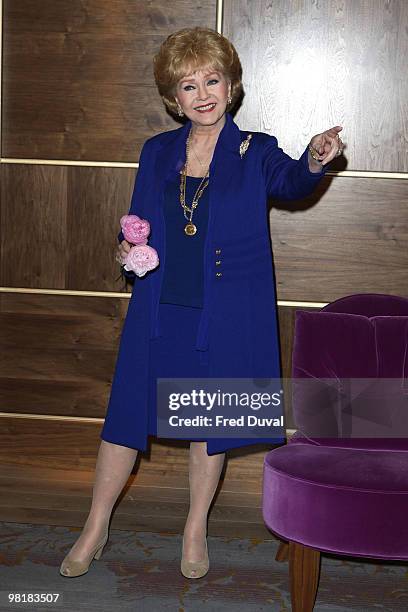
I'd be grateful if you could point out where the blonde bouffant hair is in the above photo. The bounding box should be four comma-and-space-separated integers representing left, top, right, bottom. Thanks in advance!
153, 27, 243, 115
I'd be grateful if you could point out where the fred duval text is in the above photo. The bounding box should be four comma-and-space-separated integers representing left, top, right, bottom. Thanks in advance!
167, 415, 284, 428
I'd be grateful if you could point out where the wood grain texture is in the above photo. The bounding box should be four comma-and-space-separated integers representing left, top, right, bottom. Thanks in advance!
0, 417, 280, 538
289, 541, 321, 611
2, 0, 217, 161
0, 164, 68, 288
224, 0, 408, 172
276, 540, 289, 562
66, 165, 136, 291
0, 293, 129, 417
1, 164, 136, 291
270, 176, 408, 301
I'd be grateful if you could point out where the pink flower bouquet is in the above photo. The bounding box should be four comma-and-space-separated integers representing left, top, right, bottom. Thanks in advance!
120, 214, 150, 245
118, 214, 159, 278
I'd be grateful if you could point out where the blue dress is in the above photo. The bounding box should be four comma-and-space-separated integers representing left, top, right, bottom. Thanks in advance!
147, 173, 210, 439
159, 173, 208, 308
100, 113, 326, 455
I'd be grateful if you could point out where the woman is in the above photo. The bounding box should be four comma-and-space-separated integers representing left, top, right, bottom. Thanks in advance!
60, 27, 343, 580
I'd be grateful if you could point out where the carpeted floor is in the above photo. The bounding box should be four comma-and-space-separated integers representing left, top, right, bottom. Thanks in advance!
0, 522, 407, 611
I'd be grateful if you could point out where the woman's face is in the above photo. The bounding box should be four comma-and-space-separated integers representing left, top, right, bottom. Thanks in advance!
174, 68, 230, 127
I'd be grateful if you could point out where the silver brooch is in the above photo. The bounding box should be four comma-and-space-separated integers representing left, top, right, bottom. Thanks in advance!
239, 133, 252, 158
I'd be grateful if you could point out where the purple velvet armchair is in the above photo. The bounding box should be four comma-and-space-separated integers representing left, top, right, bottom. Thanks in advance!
262, 293, 408, 611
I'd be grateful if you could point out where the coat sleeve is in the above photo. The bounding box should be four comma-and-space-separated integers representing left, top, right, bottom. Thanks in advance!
118, 138, 155, 243
261, 134, 328, 201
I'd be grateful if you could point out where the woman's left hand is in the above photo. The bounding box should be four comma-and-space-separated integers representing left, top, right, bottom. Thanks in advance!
309, 126, 345, 166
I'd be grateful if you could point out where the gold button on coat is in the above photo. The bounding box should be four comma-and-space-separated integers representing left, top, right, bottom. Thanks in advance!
216, 272, 222, 277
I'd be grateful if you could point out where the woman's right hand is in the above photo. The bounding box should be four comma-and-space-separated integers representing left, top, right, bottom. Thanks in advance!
116, 239, 132, 264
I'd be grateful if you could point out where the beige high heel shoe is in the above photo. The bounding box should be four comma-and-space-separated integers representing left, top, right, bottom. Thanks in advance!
180, 535, 209, 579
59, 527, 109, 578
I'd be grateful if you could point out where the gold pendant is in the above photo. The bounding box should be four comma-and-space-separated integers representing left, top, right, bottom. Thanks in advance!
184, 222, 197, 236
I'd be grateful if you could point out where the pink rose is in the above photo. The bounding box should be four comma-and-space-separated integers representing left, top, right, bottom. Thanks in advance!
120, 214, 150, 245
124, 244, 159, 277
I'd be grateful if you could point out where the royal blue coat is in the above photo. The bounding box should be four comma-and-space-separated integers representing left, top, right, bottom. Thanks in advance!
100, 112, 327, 455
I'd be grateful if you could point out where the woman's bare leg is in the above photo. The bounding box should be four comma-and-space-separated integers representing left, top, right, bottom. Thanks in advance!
183, 441, 225, 572
64, 439, 138, 561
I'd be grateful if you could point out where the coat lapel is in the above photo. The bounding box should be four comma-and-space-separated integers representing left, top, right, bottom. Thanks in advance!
207, 113, 244, 232
153, 119, 190, 196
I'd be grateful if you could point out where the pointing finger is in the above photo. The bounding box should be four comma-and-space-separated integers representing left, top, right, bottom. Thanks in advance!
325, 126, 343, 138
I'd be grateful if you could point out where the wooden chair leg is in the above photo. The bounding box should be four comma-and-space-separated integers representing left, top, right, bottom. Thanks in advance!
289, 540, 321, 612
275, 540, 289, 562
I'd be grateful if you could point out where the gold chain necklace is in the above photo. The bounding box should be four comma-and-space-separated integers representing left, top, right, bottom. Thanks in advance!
191, 142, 211, 170
179, 129, 210, 236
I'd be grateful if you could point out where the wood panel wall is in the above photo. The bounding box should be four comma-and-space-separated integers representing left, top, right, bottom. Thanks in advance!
1, 0, 407, 535
2, 0, 213, 160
